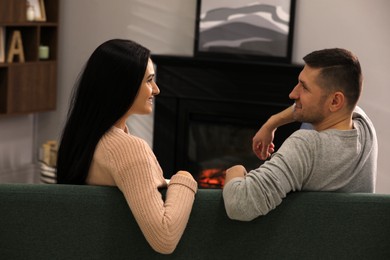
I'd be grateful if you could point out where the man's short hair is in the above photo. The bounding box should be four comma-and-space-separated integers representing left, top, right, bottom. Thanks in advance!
303, 48, 362, 110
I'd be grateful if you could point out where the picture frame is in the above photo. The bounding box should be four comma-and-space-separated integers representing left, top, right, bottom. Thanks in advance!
0, 27, 5, 63
28, 0, 46, 21
194, 0, 296, 63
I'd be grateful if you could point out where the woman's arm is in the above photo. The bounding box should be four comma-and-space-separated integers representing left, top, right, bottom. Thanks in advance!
105, 135, 197, 254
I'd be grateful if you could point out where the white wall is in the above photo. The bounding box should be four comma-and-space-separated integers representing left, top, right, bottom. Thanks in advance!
1, 0, 389, 193
0, 115, 35, 180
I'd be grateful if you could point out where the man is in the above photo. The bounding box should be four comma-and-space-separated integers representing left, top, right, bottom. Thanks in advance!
223, 48, 378, 221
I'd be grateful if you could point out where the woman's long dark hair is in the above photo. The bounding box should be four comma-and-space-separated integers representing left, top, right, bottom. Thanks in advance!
56, 39, 150, 184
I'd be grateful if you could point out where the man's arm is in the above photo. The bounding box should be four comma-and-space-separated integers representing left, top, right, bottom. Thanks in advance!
224, 129, 313, 221
253, 105, 296, 160
224, 165, 247, 186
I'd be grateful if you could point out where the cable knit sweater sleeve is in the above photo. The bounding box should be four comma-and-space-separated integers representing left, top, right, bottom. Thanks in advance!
100, 128, 197, 254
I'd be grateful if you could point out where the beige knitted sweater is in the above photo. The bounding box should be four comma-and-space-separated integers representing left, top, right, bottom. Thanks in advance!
86, 126, 198, 254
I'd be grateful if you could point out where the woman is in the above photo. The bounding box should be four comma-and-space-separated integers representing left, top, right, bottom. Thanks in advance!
56, 39, 197, 254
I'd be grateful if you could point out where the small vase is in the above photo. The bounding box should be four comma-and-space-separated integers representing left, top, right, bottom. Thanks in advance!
27, 5, 35, 21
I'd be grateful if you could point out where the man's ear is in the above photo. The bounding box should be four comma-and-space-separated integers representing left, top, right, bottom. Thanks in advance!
329, 91, 345, 112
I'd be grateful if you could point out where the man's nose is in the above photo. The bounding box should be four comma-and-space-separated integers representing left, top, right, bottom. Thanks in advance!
289, 85, 299, 99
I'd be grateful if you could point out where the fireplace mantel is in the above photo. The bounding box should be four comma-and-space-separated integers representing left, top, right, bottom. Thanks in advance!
151, 55, 303, 104
151, 55, 303, 183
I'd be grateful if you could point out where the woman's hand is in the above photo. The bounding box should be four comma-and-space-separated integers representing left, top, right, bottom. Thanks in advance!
175, 170, 195, 180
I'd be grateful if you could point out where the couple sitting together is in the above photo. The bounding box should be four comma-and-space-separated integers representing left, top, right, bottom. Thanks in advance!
56, 39, 377, 254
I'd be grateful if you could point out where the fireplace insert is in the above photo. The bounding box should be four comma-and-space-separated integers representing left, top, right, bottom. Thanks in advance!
152, 55, 302, 188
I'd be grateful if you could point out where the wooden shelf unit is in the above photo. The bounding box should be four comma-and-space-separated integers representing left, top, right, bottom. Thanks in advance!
0, 0, 59, 114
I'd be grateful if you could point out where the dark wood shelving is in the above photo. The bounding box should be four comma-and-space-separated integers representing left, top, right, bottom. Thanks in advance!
0, 0, 59, 115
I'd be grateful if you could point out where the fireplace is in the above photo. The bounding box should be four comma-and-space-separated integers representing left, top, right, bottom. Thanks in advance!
152, 55, 302, 188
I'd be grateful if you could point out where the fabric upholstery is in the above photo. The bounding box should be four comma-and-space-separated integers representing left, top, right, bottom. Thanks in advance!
1, 184, 390, 259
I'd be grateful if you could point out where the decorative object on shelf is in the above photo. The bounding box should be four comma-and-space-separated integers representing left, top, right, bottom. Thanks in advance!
0, 0, 58, 115
0, 27, 4, 62
26, 1, 35, 21
39, 45, 49, 59
39, 140, 57, 184
40, 162, 57, 184
6, 30, 25, 63
28, 0, 46, 21
194, 0, 296, 63
40, 140, 58, 167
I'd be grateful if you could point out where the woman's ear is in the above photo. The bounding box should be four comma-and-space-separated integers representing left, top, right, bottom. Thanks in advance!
329, 91, 345, 112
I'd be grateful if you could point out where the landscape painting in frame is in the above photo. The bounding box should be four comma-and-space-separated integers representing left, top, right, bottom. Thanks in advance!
194, 0, 296, 63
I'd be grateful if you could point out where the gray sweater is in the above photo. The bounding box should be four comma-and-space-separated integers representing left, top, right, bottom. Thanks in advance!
223, 107, 378, 221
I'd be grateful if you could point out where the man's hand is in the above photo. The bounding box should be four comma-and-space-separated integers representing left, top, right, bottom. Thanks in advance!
252, 105, 296, 160
252, 124, 276, 160
225, 165, 247, 185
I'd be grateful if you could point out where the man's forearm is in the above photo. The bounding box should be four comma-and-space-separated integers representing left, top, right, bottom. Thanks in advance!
224, 165, 247, 185
266, 104, 296, 130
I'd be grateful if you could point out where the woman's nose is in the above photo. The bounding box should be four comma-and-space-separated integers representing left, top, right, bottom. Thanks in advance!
153, 83, 160, 96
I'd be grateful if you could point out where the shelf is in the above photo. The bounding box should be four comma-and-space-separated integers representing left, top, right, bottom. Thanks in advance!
0, 0, 59, 115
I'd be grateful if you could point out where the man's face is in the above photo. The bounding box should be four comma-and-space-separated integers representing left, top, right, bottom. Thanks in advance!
289, 65, 331, 125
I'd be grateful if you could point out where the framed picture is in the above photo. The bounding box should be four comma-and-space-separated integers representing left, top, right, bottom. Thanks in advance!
28, 0, 46, 21
194, 0, 296, 63
0, 27, 5, 62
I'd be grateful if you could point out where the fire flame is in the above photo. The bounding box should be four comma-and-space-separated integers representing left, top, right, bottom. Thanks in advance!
198, 168, 226, 188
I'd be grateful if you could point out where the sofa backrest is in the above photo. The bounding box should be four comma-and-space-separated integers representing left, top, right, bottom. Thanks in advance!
1, 184, 390, 259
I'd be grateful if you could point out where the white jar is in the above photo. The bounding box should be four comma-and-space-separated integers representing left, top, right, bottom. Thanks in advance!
27, 5, 35, 21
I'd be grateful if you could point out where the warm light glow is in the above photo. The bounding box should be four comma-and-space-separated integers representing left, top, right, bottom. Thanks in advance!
198, 168, 226, 188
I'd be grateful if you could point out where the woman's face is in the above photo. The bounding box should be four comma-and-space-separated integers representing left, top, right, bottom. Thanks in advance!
128, 59, 160, 115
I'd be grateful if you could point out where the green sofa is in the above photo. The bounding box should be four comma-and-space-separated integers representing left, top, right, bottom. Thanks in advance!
1, 184, 390, 259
